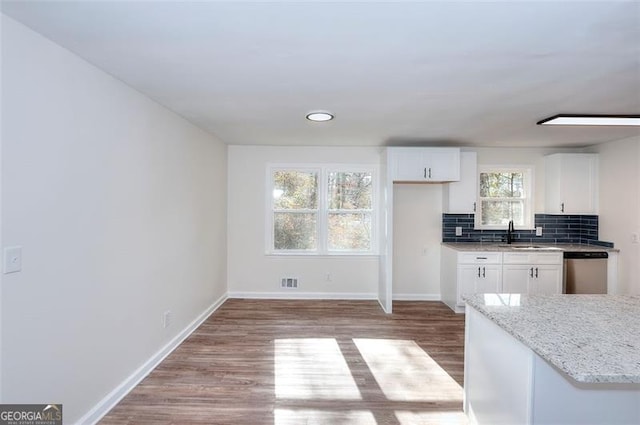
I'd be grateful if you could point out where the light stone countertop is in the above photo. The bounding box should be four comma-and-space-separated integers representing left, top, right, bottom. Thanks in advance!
463, 294, 640, 384
443, 242, 619, 252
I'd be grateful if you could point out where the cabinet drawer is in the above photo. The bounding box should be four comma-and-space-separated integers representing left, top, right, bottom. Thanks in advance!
459, 252, 502, 264
503, 252, 563, 265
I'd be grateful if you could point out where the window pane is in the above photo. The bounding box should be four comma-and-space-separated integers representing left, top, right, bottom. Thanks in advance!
479, 172, 524, 198
481, 200, 524, 226
328, 213, 371, 251
328, 172, 372, 210
273, 171, 318, 209
274, 213, 317, 250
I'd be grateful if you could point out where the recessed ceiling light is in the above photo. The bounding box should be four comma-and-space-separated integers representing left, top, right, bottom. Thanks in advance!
537, 114, 640, 126
306, 112, 334, 122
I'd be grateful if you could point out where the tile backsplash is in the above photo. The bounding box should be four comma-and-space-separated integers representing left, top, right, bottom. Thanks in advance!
442, 213, 614, 247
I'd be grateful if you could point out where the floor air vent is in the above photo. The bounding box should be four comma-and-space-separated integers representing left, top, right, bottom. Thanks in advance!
281, 277, 298, 289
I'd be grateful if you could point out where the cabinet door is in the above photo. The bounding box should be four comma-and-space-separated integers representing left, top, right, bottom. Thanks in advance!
502, 265, 531, 294
445, 151, 477, 213
545, 153, 597, 214
390, 148, 426, 181
530, 265, 563, 294
477, 265, 502, 293
428, 148, 460, 182
458, 265, 480, 304
560, 155, 597, 213
458, 265, 501, 305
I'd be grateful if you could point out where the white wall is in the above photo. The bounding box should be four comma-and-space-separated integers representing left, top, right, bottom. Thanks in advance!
227, 145, 380, 298
392, 184, 443, 299
590, 137, 640, 294
1, 15, 227, 423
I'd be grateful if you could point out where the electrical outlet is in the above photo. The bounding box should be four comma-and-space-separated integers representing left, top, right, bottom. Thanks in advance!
455, 227, 462, 236
3, 246, 22, 274
325, 273, 332, 282
536, 227, 543, 237
632, 233, 639, 244
162, 310, 172, 329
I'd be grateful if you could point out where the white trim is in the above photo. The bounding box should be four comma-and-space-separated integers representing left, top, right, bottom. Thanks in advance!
75, 292, 228, 425
228, 291, 377, 300
392, 293, 441, 301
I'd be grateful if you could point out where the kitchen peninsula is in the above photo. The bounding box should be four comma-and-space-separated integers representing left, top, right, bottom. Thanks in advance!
464, 294, 640, 425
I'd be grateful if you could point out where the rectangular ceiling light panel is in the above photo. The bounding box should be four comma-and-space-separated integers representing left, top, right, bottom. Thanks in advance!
537, 114, 640, 126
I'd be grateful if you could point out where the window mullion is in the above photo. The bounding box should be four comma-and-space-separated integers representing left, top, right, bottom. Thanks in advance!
317, 168, 328, 255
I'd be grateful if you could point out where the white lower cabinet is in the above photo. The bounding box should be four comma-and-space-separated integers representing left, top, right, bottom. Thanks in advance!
441, 248, 502, 313
441, 247, 563, 313
459, 264, 502, 297
502, 252, 563, 295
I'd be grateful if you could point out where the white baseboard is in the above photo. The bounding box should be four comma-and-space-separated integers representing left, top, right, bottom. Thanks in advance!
392, 293, 441, 301
76, 292, 228, 425
227, 291, 377, 300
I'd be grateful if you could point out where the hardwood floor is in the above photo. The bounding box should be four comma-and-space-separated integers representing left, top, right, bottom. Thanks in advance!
99, 300, 468, 425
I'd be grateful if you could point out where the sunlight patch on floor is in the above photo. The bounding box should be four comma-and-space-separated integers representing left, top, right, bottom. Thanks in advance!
274, 409, 377, 425
353, 338, 463, 402
275, 338, 362, 400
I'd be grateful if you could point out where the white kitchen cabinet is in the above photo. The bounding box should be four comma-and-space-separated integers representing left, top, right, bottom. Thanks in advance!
441, 247, 502, 313
545, 153, 598, 214
502, 252, 563, 295
388, 147, 460, 182
502, 264, 530, 293
459, 264, 502, 296
443, 151, 477, 213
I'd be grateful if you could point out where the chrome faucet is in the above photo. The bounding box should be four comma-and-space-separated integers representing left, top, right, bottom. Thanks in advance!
507, 220, 515, 244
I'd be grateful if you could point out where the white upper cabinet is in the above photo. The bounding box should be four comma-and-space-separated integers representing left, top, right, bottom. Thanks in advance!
444, 151, 477, 213
545, 153, 598, 214
389, 147, 460, 182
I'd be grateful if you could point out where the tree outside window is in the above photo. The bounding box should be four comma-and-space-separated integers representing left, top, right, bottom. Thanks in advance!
273, 170, 318, 251
476, 167, 532, 229
327, 172, 372, 251
270, 167, 375, 254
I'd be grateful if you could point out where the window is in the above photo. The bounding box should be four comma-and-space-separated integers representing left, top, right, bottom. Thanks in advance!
475, 166, 533, 229
269, 165, 376, 255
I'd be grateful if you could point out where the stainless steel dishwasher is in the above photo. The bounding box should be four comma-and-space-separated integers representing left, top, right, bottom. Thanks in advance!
563, 251, 608, 294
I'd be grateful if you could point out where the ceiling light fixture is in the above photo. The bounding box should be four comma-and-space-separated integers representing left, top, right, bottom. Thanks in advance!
537, 114, 640, 126
306, 111, 334, 122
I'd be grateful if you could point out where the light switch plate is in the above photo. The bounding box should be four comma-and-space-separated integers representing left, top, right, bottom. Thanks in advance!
455, 226, 463, 236
4, 246, 23, 274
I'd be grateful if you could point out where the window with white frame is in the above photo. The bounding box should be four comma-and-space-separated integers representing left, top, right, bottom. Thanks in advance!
475, 166, 533, 229
268, 165, 376, 254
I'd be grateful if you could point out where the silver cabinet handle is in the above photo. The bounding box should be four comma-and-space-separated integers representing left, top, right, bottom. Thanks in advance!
473, 202, 476, 212
535, 267, 539, 278
561, 202, 565, 213
529, 267, 534, 278
482, 267, 486, 278
424, 168, 427, 178
476, 257, 487, 260
478, 267, 481, 278
428, 167, 432, 178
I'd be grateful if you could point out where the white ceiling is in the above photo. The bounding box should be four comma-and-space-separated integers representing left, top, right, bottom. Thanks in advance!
2, 1, 640, 148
